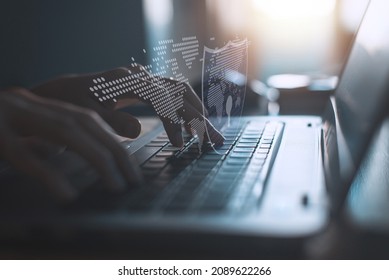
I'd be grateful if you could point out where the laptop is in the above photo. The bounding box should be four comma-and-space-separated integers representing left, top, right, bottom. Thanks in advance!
0, 0, 388, 257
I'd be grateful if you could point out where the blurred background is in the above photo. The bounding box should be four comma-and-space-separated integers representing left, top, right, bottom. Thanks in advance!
0, 0, 370, 114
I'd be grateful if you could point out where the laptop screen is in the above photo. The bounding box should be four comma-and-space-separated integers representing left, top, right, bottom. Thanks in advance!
331, 0, 389, 189
323, 0, 389, 210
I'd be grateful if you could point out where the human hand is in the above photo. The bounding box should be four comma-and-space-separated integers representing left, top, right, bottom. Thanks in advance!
0, 88, 143, 200
33, 65, 225, 148
32, 74, 142, 140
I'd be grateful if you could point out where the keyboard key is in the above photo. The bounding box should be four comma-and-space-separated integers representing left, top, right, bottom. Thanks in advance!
241, 136, 260, 140
155, 151, 175, 158
146, 142, 166, 147
150, 139, 169, 144
136, 146, 163, 163
163, 165, 187, 175
206, 148, 229, 155
256, 148, 270, 154
230, 153, 252, 158
178, 153, 199, 160
260, 143, 271, 149
226, 158, 250, 165
162, 146, 181, 152
198, 194, 228, 212
148, 156, 168, 163
197, 161, 219, 168
219, 165, 244, 173
238, 139, 258, 143
251, 159, 265, 166
201, 154, 224, 161
236, 143, 257, 148
142, 161, 166, 169
261, 139, 273, 144
262, 135, 275, 141
233, 148, 255, 153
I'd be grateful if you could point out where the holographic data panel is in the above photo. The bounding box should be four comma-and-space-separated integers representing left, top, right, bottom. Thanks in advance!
87, 37, 248, 153
202, 40, 248, 150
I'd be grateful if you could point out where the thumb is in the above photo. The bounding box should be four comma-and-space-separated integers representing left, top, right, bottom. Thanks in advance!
100, 109, 142, 139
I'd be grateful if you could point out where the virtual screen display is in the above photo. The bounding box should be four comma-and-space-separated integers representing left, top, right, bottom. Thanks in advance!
202, 40, 248, 130
88, 36, 249, 152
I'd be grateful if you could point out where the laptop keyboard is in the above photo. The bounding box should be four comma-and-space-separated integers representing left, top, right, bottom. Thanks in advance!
123, 120, 284, 214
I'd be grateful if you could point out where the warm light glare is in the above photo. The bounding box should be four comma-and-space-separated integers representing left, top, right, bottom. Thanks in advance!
340, 0, 368, 32
253, 0, 336, 19
144, 0, 173, 28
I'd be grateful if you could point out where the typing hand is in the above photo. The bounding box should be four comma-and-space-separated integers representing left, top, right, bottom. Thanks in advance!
86, 65, 225, 148
33, 66, 224, 149
0, 88, 142, 201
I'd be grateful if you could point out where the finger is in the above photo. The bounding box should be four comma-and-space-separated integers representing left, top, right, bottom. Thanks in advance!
184, 123, 193, 135
180, 101, 225, 147
181, 82, 210, 117
17, 104, 131, 191
12, 91, 143, 190
76, 111, 144, 186
160, 78, 208, 117
97, 108, 142, 139
2, 137, 77, 201
22, 137, 66, 159
159, 117, 184, 147
50, 119, 133, 191
109, 77, 185, 147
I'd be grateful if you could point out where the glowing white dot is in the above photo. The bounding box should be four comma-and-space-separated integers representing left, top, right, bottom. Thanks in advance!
89, 87, 94, 91
93, 79, 97, 84
94, 92, 99, 97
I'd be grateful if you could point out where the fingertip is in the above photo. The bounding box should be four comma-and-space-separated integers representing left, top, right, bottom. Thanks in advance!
171, 131, 184, 147
120, 115, 141, 139
106, 111, 142, 139
206, 125, 225, 147
129, 118, 142, 138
